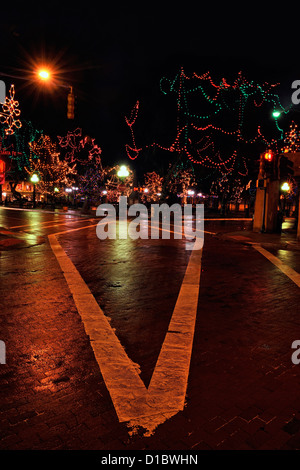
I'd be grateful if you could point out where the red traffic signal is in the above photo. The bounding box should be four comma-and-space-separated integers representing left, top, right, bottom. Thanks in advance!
264, 151, 273, 161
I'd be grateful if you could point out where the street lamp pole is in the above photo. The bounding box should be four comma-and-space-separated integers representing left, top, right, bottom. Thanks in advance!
30, 173, 40, 208
37, 68, 75, 119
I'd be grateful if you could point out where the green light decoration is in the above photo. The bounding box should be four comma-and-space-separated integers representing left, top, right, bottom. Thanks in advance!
125, 68, 291, 182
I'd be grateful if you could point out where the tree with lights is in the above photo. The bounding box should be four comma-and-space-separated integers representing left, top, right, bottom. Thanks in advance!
282, 121, 300, 153
57, 128, 105, 209
141, 171, 163, 203
26, 134, 76, 204
104, 165, 134, 203
164, 159, 196, 204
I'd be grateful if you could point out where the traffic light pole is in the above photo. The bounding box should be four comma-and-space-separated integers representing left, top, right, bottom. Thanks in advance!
261, 177, 267, 233
253, 152, 280, 233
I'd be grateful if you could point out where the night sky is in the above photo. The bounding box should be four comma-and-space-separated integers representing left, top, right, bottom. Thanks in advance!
0, 2, 298, 169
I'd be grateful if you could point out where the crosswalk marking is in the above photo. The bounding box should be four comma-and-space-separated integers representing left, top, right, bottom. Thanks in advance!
252, 244, 300, 288
48, 224, 202, 436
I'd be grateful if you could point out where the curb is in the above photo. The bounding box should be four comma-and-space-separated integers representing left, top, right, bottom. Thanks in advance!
215, 232, 300, 252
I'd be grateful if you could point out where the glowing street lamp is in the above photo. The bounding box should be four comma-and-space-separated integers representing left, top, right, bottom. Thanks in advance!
30, 173, 40, 208
117, 165, 129, 178
281, 182, 290, 192
38, 69, 51, 81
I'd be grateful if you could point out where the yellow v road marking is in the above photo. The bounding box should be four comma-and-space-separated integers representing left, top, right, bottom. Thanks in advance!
48, 230, 202, 436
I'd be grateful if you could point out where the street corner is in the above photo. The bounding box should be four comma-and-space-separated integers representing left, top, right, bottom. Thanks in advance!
214, 229, 300, 253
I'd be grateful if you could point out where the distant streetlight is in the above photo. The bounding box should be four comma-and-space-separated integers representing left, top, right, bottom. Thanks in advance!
281, 182, 290, 192
117, 165, 129, 178
30, 173, 40, 208
38, 69, 51, 81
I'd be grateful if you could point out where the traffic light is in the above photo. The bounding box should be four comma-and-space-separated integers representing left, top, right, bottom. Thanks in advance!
263, 150, 275, 178
67, 91, 75, 119
279, 155, 294, 180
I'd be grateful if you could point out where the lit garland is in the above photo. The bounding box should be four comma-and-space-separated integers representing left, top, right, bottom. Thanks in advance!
125, 68, 290, 179
125, 101, 142, 160
57, 128, 82, 163
0, 84, 22, 135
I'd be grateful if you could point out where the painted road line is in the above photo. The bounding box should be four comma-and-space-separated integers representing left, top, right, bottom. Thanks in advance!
150, 224, 216, 238
48, 222, 202, 436
204, 218, 253, 221
9, 218, 97, 229
252, 244, 300, 288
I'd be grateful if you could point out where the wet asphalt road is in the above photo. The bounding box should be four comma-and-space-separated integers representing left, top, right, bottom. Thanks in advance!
0, 207, 300, 452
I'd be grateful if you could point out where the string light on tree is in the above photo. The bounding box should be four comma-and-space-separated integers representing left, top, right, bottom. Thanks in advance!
26, 134, 76, 199
282, 121, 300, 153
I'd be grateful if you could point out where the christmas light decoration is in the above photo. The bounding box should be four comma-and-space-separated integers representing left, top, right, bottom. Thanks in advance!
58, 128, 103, 167
282, 121, 300, 153
141, 171, 164, 202
104, 165, 134, 202
26, 134, 76, 198
125, 68, 289, 182
0, 84, 22, 135
0, 120, 43, 202
57, 128, 84, 163
125, 101, 142, 160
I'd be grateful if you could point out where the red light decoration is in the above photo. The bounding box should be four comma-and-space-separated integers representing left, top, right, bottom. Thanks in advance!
57, 128, 102, 166
125, 101, 141, 160
124, 68, 289, 179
